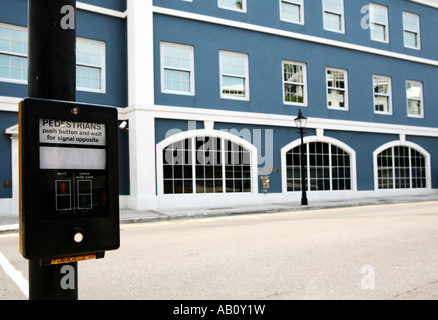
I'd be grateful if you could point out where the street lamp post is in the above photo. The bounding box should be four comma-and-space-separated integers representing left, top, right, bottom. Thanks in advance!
294, 110, 308, 206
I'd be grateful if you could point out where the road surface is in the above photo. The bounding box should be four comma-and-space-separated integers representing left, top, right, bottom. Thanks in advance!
1, 202, 438, 300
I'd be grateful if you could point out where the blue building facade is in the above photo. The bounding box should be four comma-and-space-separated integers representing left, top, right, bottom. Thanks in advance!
1, 0, 437, 214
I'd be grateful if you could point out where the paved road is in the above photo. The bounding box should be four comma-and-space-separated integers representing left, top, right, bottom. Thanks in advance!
1, 202, 438, 300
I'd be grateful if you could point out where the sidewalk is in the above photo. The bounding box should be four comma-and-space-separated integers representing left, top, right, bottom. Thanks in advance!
2, 193, 437, 234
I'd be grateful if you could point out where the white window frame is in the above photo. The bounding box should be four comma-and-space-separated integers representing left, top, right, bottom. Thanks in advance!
280, 0, 305, 25
219, 50, 249, 101
282, 60, 308, 106
218, 0, 247, 13
403, 12, 421, 50
373, 74, 392, 115
76, 37, 106, 94
160, 42, 195, 96
369, 3, 389, 43
0, 23, 28, 84
326, 67, 348, 111
406, 80, 424, 118
322, 0, 345, 33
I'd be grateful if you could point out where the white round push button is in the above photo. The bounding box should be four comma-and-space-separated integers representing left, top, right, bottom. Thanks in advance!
73, 232, 84, 244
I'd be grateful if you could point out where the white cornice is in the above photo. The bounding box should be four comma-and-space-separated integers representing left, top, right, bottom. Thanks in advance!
77, 2, 127, 19
409, 0, 438, 9
152, 6, 438, 67
121, 104, 438, 138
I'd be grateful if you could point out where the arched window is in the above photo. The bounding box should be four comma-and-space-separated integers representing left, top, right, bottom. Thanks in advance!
376, 145, 427, 189
282, 137, 356, 193
157, 131, 257, 195
285, 142, 351, 192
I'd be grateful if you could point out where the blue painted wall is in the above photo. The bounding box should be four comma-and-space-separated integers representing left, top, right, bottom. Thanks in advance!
154, 0, 438, 60
154, 13, 438, 127
0, 111, 17, 198
0, 0, 128, 108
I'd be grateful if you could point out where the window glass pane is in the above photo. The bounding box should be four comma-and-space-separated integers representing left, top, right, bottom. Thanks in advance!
404, 31, 417, 48
163, 45, 191, 70
76, 40, 102, 66
324, 12, 342, 31
284, 83, 304, 103
222, 76, 245, 97
324, 0, 342, 13
328, 89, 345, 108
403, 13, 419, 32
284, 63, 303, 83
371, 5, 387, 25
77, 65, 102, 90
407, 100, 421, 116
219, 0, 244, 10
281, 1, 301, 23
221, 53, 246, 77
407, 82, 421, 99
371, 24, 386, 42
164, 69, 191, 92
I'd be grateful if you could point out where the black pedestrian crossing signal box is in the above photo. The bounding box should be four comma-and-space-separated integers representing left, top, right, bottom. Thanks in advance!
19, 98, 120, 262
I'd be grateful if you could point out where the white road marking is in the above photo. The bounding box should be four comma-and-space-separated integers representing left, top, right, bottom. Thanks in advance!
0, 251, 28, 298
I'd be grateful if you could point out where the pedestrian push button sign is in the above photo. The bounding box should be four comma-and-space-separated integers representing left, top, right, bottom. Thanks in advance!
38, 119, 108, 219
19, 98, 120, 260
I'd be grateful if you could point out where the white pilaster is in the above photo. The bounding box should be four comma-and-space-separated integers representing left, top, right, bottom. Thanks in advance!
126, 0, 157, 210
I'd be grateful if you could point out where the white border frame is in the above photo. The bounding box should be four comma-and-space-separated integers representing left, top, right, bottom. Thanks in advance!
0, 22, 28, 85
160, 41, 195, 96
281, 134, 358, 194
373, 139, 431, 191
279, 0, 305, 25
406, 80, 424, 118
373, 74, 393, 115
369, 2, 390, 44
326, 67, 349, 111
219, 50, 250, 101
76, 37, 107, 94
322, 0, 345, 34
403, 11, 421, 50
282, 60, 308, 106
156, 128, 258, 196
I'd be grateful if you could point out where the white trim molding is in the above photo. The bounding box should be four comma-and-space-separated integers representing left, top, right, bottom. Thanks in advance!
77, 2, 127, 19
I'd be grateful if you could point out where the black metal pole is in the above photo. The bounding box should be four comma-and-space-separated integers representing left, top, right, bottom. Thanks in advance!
300, 128, 308, 206
27, 0, 78, 300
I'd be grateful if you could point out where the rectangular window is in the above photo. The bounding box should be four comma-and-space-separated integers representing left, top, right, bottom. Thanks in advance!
280, 0, 304, 25
220, 51, 249, 100
161, 42, 194, 95
218, 0, 246, 12
76, 38, 105, 93
326, 68, 348, 110
0, 23, 28, 83
403, 12, 420, 50
373, 75, 392, 114
370, 3, 389, 43
406, 80, 423, 118
283, 60, 307, 106
323, 0, 344, 33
